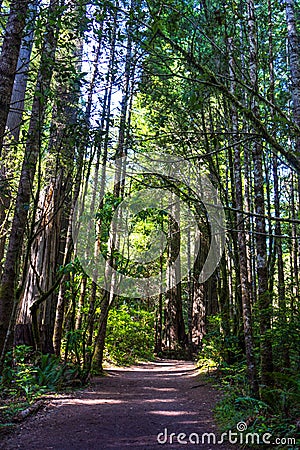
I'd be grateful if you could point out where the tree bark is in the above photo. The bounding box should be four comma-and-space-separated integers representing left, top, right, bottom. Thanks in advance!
92, 4, 135, 372
6, 0, 37, 141
269, 0, 289, 369
228, 36, 259, 397
164, 195, 185, 351
247, 0, 273, 387
0, 0, 30, 153
190, 250, 206, 353
0, 0, 59, 358
285, 0, 300, 155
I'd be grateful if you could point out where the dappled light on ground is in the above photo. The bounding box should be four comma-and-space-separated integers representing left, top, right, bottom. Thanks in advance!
2, 360, 234, 450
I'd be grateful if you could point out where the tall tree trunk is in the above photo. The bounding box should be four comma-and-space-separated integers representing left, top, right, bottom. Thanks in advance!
164, 195, 185, 351
92, 5, 135, 372
285, 0, 300, 155
0, 0, 31, 283
84, 40, 113, 355
52, 4, 98, 357
190, 248, 206, 353
0, 0, 30, 153
268, 0, 289, 369
0, 164, 10, 278
15, 55, 80, 348
15, 177, 64, 353
247, 0, 273, 387
0, 0, 59, 359
228, 36, 259, 397
0, 0, 37, 278
6, 0, 37, 141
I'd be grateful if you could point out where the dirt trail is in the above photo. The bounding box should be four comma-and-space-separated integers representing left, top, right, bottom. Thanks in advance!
1, 360, 234, 449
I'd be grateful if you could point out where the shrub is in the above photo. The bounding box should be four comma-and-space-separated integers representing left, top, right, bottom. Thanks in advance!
104, 305, 155, 365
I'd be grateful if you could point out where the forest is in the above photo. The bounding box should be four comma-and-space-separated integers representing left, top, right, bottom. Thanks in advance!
0, 0, 300, 447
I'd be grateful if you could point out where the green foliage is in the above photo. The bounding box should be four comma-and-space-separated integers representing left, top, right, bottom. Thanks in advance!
197, 316, 300, 447
213, 365, 300, 448
197, 315, 243, 369
0, 345, 79, 403
104, 305, 155, 366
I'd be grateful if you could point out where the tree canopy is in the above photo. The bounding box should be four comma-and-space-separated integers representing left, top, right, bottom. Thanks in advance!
0, 0, 300, 443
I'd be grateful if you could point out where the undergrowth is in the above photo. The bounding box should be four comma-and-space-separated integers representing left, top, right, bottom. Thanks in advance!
104, 305, 155, 366
198, 316, 300, 449
0, 345, 81, 429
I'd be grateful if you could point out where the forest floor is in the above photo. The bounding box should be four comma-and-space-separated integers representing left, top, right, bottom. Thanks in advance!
1, 359, 237, 449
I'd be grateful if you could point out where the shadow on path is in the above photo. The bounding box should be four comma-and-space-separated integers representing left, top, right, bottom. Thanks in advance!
1, 360, 235, 449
